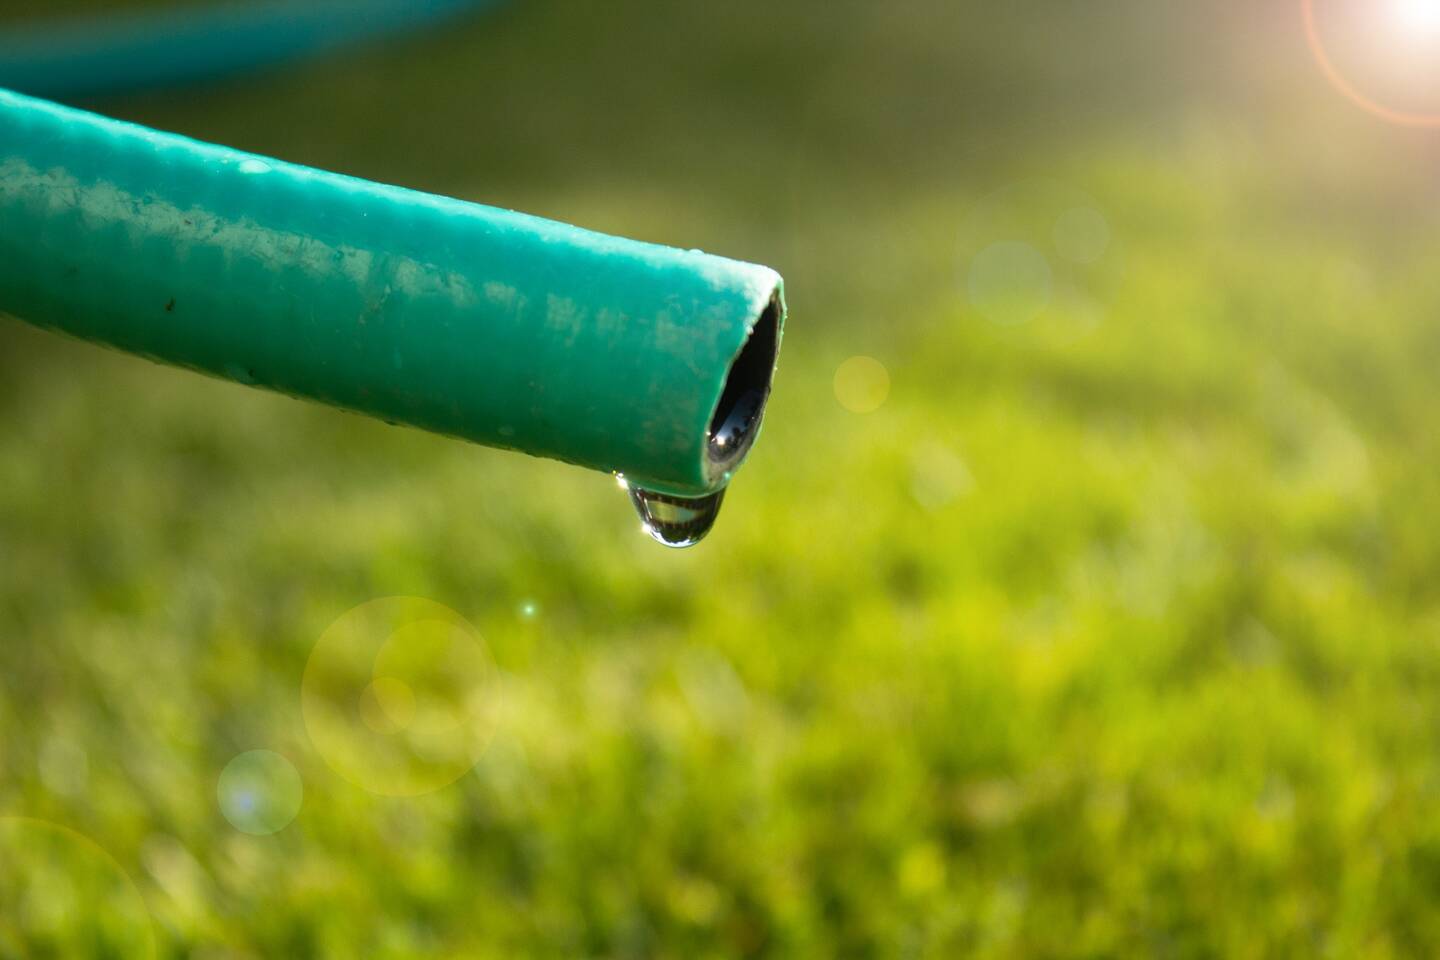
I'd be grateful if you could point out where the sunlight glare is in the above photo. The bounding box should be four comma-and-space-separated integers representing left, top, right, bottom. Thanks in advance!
1389, 0, 1440, 38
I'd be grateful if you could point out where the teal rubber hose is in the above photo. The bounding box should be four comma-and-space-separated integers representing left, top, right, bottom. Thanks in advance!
0, 89, 785, 497
0, 0, 502, 100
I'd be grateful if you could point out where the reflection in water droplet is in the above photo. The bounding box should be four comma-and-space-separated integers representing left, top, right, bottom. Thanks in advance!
617, 476, 725, 548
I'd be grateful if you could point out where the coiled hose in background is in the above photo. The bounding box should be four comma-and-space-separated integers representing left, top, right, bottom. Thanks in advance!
0, 0, 501, 100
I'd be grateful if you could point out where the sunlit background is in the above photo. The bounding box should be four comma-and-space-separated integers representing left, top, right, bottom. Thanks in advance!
5, 0, 1440, 955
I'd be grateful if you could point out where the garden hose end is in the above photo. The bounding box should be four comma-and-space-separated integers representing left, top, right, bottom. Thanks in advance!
0, 89, 786, 518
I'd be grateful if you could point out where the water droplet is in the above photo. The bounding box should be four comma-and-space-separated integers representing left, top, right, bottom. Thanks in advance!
617, 476, 725, 548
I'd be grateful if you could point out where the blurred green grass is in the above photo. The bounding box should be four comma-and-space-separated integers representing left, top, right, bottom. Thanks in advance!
6, 0, 1440, 956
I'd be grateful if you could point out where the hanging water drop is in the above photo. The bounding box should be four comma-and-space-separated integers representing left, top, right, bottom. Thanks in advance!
630, 486, 725, 548
616, 475, 725, 548
609, 290, 780, 550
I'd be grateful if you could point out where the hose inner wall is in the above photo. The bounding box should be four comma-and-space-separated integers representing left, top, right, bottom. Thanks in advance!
706, 288, 782, 477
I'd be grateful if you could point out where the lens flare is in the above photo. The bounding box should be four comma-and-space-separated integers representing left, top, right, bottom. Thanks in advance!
0, 818, 155, 958
217, 750, 304, 835
302, 597, 500, 796
959, 181, 1111, 332
1304, 0, 1440, 126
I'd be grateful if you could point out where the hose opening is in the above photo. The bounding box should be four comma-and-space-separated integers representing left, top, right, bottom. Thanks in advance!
706, 288, 781, 473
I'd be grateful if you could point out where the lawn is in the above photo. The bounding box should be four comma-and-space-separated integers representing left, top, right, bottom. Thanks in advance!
4, 1, 1440, 957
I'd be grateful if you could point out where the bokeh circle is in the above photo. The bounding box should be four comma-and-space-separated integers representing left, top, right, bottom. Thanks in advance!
834, 356, 892, 413
217, 750, 304, 835
0, 817, 155, 958
302, 597, 499, 796
1052, 206, 1111, 265
959, 180, 1113, 328
967, 240, 1053, 324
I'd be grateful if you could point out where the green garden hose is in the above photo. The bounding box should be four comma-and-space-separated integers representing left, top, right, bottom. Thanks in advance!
0, 90, 785, 524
